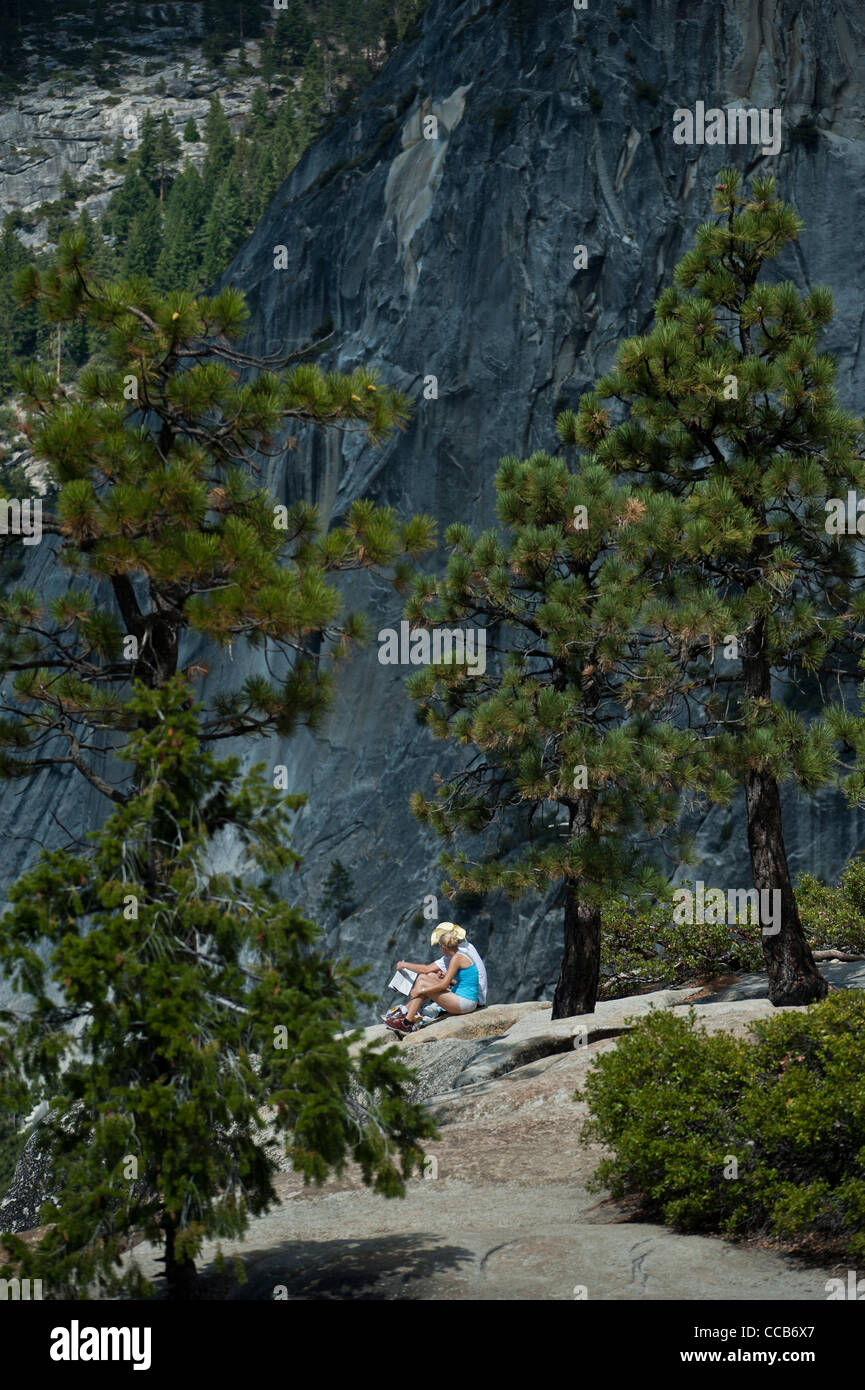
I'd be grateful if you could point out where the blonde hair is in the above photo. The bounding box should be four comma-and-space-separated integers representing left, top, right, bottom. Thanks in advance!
438, 930, 463, 953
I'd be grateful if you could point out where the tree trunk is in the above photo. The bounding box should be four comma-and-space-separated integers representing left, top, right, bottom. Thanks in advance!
552, 798, 601, 1018
552, 879, 601, 1019
744, 764, 827, 1005
742, 623, 827, 1006
163, 1210, 199, 1300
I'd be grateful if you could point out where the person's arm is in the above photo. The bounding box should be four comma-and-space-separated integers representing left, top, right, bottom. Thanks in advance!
396, 960, 439, 974
439, 955, 462, 986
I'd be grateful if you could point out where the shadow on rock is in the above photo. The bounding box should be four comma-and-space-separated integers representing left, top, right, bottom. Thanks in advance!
197, 1233, 475, 1301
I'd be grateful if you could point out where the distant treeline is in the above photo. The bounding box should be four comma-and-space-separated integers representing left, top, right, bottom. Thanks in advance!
0, 2, 426, 80
0, 1, 429, 412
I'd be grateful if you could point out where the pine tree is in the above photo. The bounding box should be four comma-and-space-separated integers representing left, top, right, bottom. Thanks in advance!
155, 166, 204, 291
58, 211, 102, 368
0, 680, 436, 1299
250, 147, 281, 221
59, 170, 79, 209
247, 85, 271, 140
110, 132, 128, 166
320, 858, 355, 923
122, 194, 163, 279
3, 234, 434, 805
258, 39, 277, 83
298, 43, 325, 133
0, 0, 25, 78
271, 96, 304, 179
104, 166, 156, 250
240, 0, 265, 40
272, 1, 313, 69
154, 113, 181, 203
406, 438, 731, 1017
183, 115, 200, 143
135, 112, 160, 192
202, 95, 235, 200
0, 222, 41, 396
559, 169, 865, 1006
201, 169, 247, 283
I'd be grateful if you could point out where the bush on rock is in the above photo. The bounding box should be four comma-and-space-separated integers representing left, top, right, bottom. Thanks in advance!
579, 991, 865, 1260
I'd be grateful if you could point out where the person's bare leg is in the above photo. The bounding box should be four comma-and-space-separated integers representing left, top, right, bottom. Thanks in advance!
406, 974, 448, 1022
435, 991, 469, 1016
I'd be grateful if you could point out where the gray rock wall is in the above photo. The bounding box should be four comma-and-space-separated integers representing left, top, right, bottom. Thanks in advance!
3, 0, 865, 1020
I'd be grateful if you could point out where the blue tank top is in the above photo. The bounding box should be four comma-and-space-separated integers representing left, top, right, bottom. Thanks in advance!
452, 954, 479, 1001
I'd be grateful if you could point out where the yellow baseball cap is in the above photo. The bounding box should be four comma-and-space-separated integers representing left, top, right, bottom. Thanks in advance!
430, 921, 466, 946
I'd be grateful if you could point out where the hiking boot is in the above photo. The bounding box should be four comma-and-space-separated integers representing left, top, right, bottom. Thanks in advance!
387, 1015, 416, 1034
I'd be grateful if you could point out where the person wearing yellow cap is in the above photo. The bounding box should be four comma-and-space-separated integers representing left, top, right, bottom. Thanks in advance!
388, 923, 487, 1035
429, 923, 488, 1005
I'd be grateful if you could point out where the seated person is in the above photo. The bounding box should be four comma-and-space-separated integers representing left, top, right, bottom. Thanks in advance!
391, 930, 480, 1033
430, 922, 487, 1005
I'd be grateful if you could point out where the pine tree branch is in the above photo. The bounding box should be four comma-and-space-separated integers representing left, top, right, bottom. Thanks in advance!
57, 719, 126, 804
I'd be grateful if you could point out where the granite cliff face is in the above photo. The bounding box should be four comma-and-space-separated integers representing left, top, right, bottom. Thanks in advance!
4, 0, 865, 1018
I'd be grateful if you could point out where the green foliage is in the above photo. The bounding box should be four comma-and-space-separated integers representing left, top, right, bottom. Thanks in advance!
405, 439, 733, 1015
0, 219, 44, 395
202, 169, 248, 282
579, 992, 865, 1260
566, 170, 865, 1000
0, 681, 436, 1298
0, 5, 421, 400
271, 1, 313, 68
155, 166, 205, 291
0, 1116, 27, 1199
599, 895, 764, 997
1, 242, 434, 801
122, 194, 162, 278
577, 174, 865, 784
320, 858, 356, 922
202, 95, 235, 199
795, 857, 865, 952
599, 855, 865, 995
632, 79, 659, 103
490, 104, 515, 133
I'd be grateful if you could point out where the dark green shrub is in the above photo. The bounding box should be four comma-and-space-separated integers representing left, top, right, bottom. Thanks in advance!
320, 858, 355, 923
579, 992, 865, 1260
599, 855, 865, 999
396, 84, 418, 116
790, 117, 820, 150
633, 79, 659, 103
795, 859, 865, 951
0, 1118, 28, 1198
491, 104, 515, 133
599, 893, 764, 998
372, 120, 400, 155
